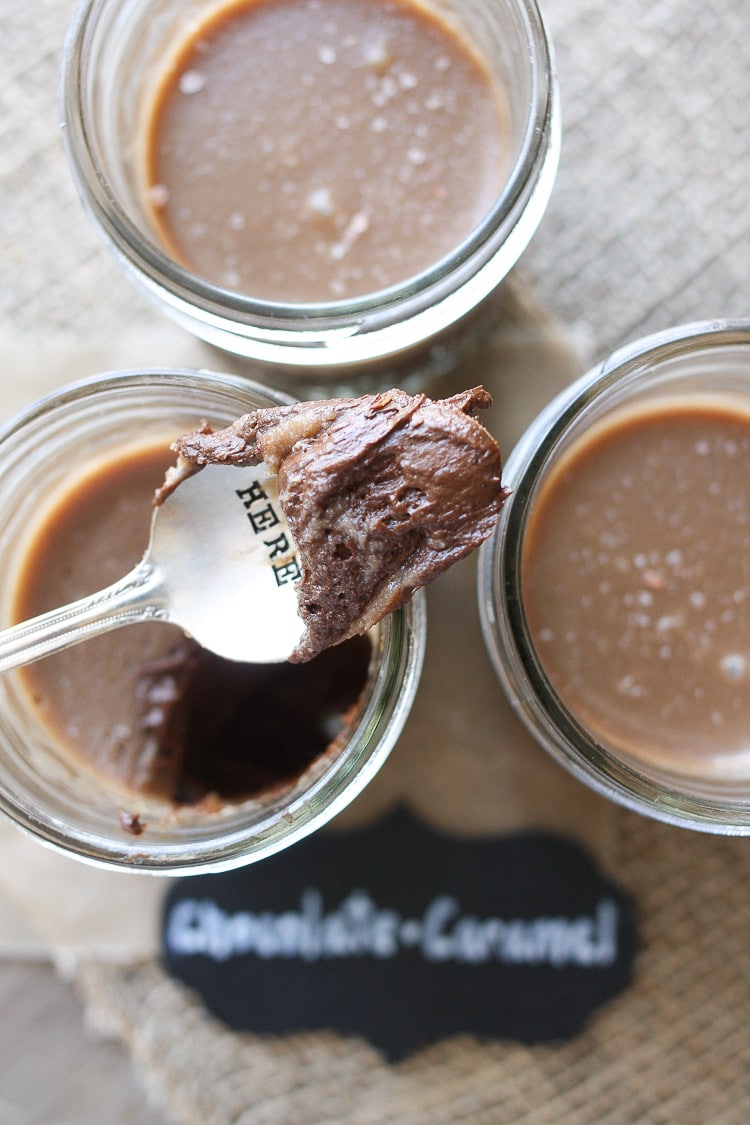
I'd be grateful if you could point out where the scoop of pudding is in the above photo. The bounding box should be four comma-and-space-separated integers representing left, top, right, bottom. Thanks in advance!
171, 387, 509, 661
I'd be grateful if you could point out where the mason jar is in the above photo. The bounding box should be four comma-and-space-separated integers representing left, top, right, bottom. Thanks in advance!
0, 369, 426, 872
60, 0, 559, 386
479, 320, 750, 834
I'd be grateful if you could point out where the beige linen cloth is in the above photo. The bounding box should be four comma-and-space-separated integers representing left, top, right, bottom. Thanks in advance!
3, 0, 750, 1121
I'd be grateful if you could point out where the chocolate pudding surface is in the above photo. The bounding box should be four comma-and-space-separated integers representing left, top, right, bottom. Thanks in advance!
142, 0, 510, 301
522, 396, 750, 778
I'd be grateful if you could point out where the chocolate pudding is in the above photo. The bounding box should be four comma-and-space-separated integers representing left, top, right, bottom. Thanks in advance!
11, 438, 372, 810
140, 0, 510, 301
170, 387, 509, 661
522, 397, 750, 779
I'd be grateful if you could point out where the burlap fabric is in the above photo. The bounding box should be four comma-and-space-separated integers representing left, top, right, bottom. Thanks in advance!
74, 809, 750, 1125
3, 0, 750, 1122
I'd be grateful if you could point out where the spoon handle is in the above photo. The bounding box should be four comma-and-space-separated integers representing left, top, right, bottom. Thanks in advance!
0, 561, 166, 674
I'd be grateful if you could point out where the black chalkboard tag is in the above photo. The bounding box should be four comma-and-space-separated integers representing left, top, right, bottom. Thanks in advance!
162, 808, 637, 1060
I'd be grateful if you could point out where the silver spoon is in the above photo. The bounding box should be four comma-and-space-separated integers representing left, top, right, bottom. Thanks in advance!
0, 462, 305, 672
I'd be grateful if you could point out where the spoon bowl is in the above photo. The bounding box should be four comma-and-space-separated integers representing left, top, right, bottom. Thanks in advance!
0, 462, 305, 672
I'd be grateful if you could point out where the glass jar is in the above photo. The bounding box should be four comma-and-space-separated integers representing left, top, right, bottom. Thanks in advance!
478, 320, 750, 834
60, 0, 559, 385
0, 369, 426, 872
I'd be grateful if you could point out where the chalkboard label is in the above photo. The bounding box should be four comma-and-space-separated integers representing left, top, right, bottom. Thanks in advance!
162, 808, 636, 1059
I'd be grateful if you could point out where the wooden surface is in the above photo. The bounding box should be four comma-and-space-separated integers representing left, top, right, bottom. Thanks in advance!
0, 960, 167, 1125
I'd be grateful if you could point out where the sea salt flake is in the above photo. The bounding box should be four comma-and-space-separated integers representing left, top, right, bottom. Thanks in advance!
178, 69, 206, 95
617, 675, 644, 698
330, 209, 370, 260
642, 569, 665, 590
363, 35, 389, 68
148, 183, 169, 208
656, 614, 683, 633
308, 187, 335, 216
720, 653, 747, 680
